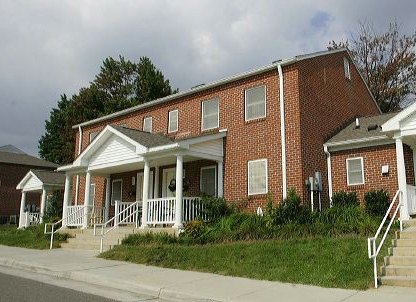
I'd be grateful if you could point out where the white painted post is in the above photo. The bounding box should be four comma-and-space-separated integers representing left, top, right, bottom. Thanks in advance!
114, 200, 120, 228
40, 188, 47, 223
396, 137, 410, 220
154, 165, 159, 199
83, 172, 91, 228
141, 159, 150, 228
18, 192, 27, 229
173, 155, 183, 229
104, 177, 111, 222
217, 161, 223, 198
61, 174, 72, 228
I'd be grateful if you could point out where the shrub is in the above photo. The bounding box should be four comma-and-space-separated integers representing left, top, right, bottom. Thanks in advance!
332, 191, 359, 207
183, 219, 206, 239
364, 190, 390, 217
200, 195, 233, 221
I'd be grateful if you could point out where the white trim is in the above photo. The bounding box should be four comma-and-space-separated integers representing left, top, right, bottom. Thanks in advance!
346, 157, 365, 186
200, 165, 217, 196
168, 109, 178, 133
201, 98, 219, 131
89, 131, 99, 142
143, 116, 153, 133
324, 136, 392, 152
324, 146, 333, 205
248, 158, 268, 196
245, 85, 266, 121
111, 179, 123, 206
278, 64, 287, 199
382, 101, 416, 132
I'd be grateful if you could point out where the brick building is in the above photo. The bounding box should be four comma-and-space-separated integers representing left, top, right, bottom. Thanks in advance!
0, 145, 57, 224
57, 48, 387, 228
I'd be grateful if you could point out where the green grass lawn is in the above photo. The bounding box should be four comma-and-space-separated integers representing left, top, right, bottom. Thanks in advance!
0, 225, 68, 249
101, 235, 384, 290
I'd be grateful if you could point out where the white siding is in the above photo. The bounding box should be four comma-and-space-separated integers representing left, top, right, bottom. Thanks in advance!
402, 112, 416, 130
24, 176, 42, 190
89, 134, 138, 167
189, 139, 223, 157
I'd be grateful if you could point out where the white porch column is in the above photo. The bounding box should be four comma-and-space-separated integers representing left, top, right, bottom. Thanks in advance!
217, 161, 223, 198
39, 188, 47, 223
153, 165, 160, 199
173, 155, 184, 229
140, 159, 150, 228
83, 171, 92, 228
396, 137, 410, 220
104, 177, 111, 222
61, 174, 72, 228
18, 192, 27, 229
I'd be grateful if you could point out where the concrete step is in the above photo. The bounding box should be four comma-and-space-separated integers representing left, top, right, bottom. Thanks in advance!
383, 265, 416, 277
390, 247, 416, 256
403, 219, 416, 228
392, 239, 416, 247
60, 242, 112, 251
381, 276, 416, 287
385, 256, 416, 266
397, 228, 416, 239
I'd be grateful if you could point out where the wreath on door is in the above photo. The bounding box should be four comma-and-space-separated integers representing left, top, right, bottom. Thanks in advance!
168, 178, 190, 192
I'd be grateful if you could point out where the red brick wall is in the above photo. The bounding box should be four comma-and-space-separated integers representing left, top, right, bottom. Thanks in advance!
297, 52, 380, 206
0, 163, 52, 221
330, 144, 410, 204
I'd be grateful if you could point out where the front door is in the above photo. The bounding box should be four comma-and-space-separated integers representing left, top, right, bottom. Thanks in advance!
162, 168, 176, 198
136, 171, 154, 201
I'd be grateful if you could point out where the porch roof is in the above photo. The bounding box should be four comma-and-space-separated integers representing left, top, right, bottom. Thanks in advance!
16, 169, 65, 192
111, 125, 174, 148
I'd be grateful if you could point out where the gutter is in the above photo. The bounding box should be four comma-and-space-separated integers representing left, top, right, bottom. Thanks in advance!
278, 64, 287, 199
323, 146, 333, 206
75, 125, 83, 205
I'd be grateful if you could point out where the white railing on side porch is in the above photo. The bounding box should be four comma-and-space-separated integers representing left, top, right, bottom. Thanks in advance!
367, 190, 403, 288
114, 201, 141, 226
146, 197, 204, 225
20, 212, 40, 228
406, 185, 416, 215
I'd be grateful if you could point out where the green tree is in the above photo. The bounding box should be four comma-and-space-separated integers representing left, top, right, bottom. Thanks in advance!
329, 20, 416, 112
39, 56, 176, 164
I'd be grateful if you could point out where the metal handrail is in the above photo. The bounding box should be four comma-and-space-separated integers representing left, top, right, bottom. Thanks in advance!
44, 205, 90, 250
367, 190, 403, 288
94, 201, 141, 253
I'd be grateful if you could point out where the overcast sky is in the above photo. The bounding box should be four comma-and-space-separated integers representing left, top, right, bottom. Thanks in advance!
1, 0, 415, 157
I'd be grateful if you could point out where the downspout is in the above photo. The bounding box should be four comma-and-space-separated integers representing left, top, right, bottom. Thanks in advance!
278, 64, 287, 199
324, 145, 333, 207
75, 125, 83, 205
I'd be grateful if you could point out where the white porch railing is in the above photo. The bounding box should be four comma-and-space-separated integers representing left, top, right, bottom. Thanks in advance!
114, 201, 141, 226
90, 206, 105, 225
19, 212, 40, 228
147, 197, 203, 225
368, 190, 403, 288
406, 185, 416, 215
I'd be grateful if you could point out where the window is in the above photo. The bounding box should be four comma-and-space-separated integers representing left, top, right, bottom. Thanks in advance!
168, 109, 178, 133
245, 85, 266, 121
111, 179, 122, 205
202, 98, 219, 130
89, 131, 98, 142
200, 166, 217, 196
143, 117, 152, 133
344, 57, 351, 80
346, 157, 364, 185
248, 159, 268, 195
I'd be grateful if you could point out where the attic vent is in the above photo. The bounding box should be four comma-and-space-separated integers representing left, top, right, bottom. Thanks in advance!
191, 83, 205, 89
367, 124, 379, 131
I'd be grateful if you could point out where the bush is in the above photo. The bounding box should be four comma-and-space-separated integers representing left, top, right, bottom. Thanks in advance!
183, 219, 206, 239
200, 195, 233, 221
332, 191, 359, 207
364, 190, 390, 217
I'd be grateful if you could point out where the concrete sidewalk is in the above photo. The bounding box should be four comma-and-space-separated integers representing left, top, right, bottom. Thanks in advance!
0, 245, 415, 302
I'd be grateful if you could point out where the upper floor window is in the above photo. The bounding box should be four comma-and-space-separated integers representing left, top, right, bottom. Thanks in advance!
89, 131, 98, 142
346, 157, 364, 185
143, 117, 152, 133
344, 57, 351, 80
245, 85, 266, 121
168, 109, 178, 133
202, 98, 219, 130
248, 159, 268, 195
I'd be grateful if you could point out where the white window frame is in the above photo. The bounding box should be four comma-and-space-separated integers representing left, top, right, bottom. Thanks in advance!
344, 57, 351, 80
168, 109, 178, 133
111, 179, 123, 206
89, 131, 98, 142
201, 98, 219, 131
245, 85, 266, 121
143, 117, 152, 133
248, 159, 268, 195
200, 165, 217, 196
89, 183, 96, 205
346, 157, 364, 186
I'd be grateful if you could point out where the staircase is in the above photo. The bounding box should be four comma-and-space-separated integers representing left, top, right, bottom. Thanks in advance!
381, 219, 416, 287
60, 227, 177, 252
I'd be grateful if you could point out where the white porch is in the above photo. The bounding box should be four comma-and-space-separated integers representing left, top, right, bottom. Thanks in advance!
58, 125, 226, 229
